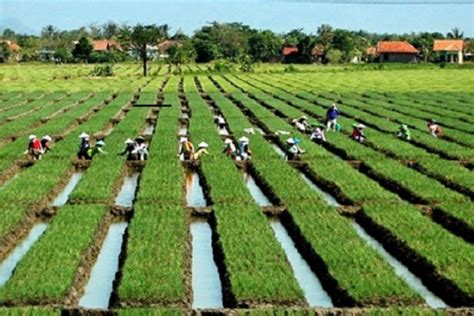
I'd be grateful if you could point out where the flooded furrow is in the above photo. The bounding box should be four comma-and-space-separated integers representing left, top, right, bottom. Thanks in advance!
191, 219, 223, 309
0, 223, 48, 287
270, 219, 333, 307
144, 124, 154, 136
51, 172, 84, 207
352, 222, 447, 308
272, 144, 286, 158
299, 173, 340, 207
115, 172, 140, 207
186, 172, 207, 207
242, 172, 272, 207
79, 221, 128, 309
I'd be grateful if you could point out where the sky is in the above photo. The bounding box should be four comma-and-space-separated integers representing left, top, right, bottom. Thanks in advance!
0, 0, 473, 37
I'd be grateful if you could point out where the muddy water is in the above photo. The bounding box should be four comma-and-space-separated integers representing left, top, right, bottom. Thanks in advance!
218, 127, 229, 136
0, 223, 48, 287
51, 172, 84, 207
103, 126, 114, 136
191, 220, 223, 309
115, 173, 140, 207
178, 127, 188, 136
299, 174, 340, 207
79, 222, 128, 309
144, 124, 154, 135
272, 144, 286, 158
186, 172, 207, 207
0, 174, 19, 191
270, 220, 333, 307
351, 222, 447, 308
242, 172, 272, 207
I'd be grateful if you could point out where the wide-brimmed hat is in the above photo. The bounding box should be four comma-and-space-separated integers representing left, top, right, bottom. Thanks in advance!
41, 135, 52, 142
79, 132, 89, 139
401, 124, 408, 130
300, 115, 308, 120
125, 138, 134, 144
224, 138, 233, 144
28, 135, 36, 140
287, 138, 295, 144
180, 137, 188, 143
135, 136, 145, 143
198, 142, 209, 148
239, 136, 249, 143
96, 140, 106, 147
357, 124, 366, 129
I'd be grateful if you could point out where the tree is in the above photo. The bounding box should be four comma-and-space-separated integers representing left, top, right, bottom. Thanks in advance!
167, 41, 195, 65
2, 28, 16, 39
296, 36, 315, 63
0, 42, 12, 62
284, 29, 306, 47
102, 21, 120, 39
447, 28, 464, 39
72, 36, 93, 61
54, 47, 73, 63
119, 24, 168, 76
248, 30, 282, 62
316, 24, 334, 57
326, 49, 342, 64
41, 25, 59, 40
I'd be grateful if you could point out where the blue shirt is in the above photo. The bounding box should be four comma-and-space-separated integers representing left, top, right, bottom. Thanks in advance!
327, 108, 339, 120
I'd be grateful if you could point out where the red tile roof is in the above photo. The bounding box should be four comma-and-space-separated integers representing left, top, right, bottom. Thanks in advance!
93, 40, 122, 52
366, 47, 377, 56
433, 40, 464, 52
157, 40, 182, 53
377, 41, 418, 54
282, 47, 298, 56
0, 40, 21, 51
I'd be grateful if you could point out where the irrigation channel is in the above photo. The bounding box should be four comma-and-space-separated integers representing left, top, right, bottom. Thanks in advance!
78, 132, 151, 308
0, 169, 85, 287
243, 171, 333, 308
186, 171, 224, 308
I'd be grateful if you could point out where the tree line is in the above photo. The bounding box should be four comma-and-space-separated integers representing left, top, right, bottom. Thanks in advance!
1, 21, 472, 74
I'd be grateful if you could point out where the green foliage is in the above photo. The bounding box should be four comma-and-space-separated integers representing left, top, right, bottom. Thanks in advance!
90, 64, 114, 77
326, 48, 343, 64
72, 36, 93, 61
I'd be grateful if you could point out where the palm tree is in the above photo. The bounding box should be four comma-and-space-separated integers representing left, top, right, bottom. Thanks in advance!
447, 28, 464, 39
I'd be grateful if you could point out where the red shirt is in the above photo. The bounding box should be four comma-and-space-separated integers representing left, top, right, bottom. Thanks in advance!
32, 139, 42, 150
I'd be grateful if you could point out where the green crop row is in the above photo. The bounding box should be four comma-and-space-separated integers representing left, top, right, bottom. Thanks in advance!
243, 74, 474, 198
0, 204, 108, 304
186, 76, 305, 306
119, 75, 188, 305
198, 76, 422, 306
209, 75, 474, 301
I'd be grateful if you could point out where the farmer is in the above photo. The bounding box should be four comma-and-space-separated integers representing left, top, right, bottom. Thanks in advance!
193, 142, 209, 160
292, 118, 307, 133
285, 137, 304, 161
326, 103, 340, 132
119, 138, 137, 161
351, 123, 366, 143
310, 124, 326, 144
40, 135, 52, 154
237, 136, 252, 161
222, 138, 238, 159
133, 136, 149, 161
77, 132, 91, 160
397, 124, 411, 141
178, 137, 194, 160
215, 114, 226, 130
26, 135, 43, 160
427, 119, 443, 138
88, 140, 107, 159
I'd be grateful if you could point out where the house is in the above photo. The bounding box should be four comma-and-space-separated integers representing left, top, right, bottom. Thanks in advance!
38, 47, 55, 61
376, 41, 418, 63
128, 44, 159, 60
433, 40, 464, 64
157, 40, 182, 58
92, 40, 122, 52
282, 46, 298, 63
0, 40, 21, 61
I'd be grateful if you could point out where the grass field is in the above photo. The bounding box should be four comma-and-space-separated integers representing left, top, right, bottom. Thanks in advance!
0, 63, 472, 315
